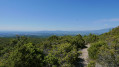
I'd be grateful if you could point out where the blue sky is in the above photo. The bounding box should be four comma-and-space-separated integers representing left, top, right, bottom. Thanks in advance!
0, 0, 119, 31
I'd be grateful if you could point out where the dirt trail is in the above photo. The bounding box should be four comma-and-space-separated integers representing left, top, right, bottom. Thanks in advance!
80, 44, 90, 67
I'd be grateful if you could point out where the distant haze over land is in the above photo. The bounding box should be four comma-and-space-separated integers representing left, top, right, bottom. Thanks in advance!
0, 28, 112, 37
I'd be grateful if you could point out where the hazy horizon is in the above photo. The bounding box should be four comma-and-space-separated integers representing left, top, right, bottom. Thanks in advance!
0, 27, 113, 32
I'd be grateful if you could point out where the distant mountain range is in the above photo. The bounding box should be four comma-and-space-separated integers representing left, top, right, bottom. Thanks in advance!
0, 28, 112, 37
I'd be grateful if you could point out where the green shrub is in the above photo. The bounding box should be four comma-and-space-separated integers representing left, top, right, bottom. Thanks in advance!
88, 61, 95, 67
88, 41, 107, 59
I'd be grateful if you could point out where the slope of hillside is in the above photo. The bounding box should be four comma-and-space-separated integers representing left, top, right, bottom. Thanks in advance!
88, 26, 119, 67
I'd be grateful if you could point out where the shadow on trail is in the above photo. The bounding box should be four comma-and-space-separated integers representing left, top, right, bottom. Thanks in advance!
75, 58, 86, 67
75, 44, 90, 67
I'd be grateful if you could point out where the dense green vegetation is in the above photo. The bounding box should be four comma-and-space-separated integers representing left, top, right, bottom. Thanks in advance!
83, 34, 99, 44
88, 26, 119, 67
0, 26, 119, 67
87, 61, 95, 67
0, 35, 85, 67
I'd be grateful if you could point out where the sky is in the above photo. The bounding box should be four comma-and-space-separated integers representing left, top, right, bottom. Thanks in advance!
0, 0, 119, 31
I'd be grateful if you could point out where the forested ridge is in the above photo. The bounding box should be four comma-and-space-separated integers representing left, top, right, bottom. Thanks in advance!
0, 26, 119, 67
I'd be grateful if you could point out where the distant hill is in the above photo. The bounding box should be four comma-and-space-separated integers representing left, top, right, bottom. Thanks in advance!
100, 26, 119, 37
0, 28, 112, 37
